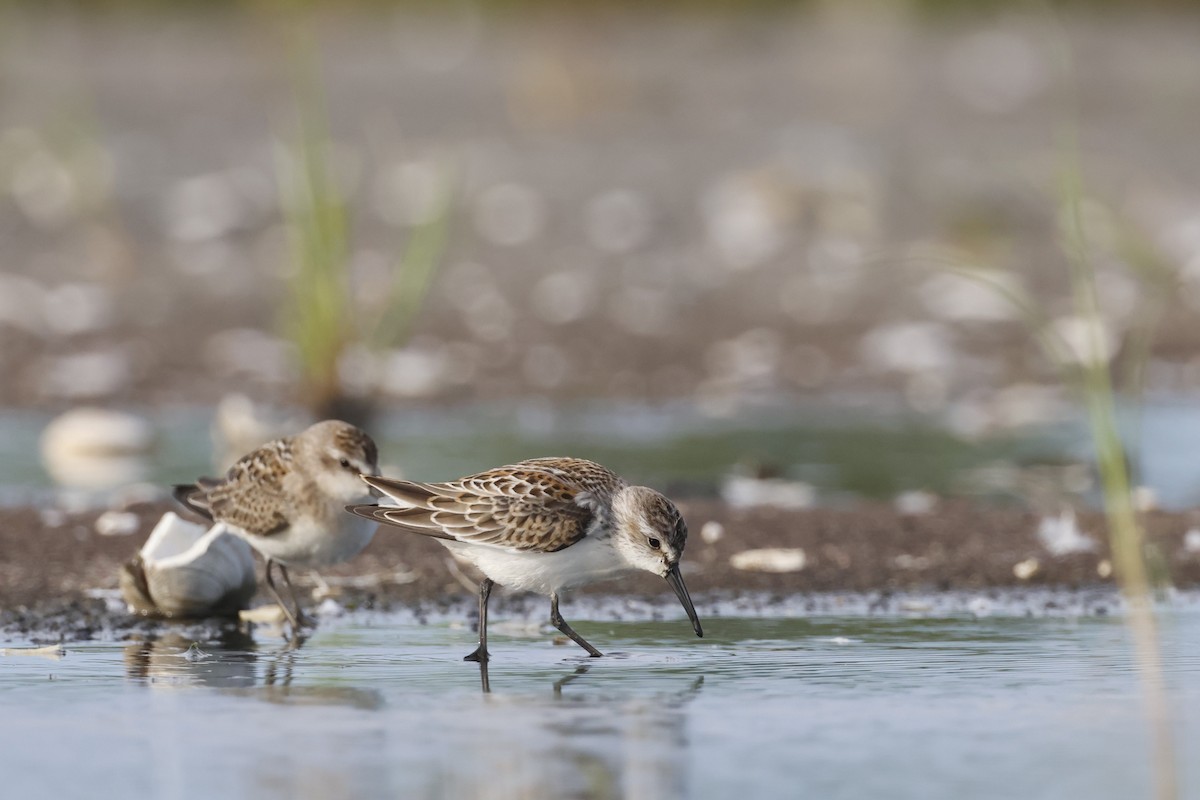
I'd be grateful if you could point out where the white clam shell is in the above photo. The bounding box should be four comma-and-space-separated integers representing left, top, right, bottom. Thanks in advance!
40, 407, 155, 490
121, 513, 257, 619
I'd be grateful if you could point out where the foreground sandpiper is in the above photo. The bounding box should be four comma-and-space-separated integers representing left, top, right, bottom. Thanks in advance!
347, 457, 703, 661
174, 420, 380, 632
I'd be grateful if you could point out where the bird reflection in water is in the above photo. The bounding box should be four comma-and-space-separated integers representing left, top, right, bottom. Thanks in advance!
124, 630, 381, 710
124, 628, 258, 688
477, 660, 592, 695
470, 659, 704, 799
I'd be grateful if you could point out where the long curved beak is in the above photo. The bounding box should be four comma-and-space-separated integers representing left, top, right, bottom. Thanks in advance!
664, 564, 703, 638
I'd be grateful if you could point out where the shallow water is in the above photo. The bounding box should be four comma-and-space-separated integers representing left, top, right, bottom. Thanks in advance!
3, 612, 1198, 799
10, 396, 1200, 509
0, 398, 1069, 510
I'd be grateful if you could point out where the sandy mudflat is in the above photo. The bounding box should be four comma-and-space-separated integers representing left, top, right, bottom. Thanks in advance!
2, 498, 1197, 640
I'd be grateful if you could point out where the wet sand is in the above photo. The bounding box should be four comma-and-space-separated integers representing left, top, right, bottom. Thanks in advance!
4, 498, 1198, 640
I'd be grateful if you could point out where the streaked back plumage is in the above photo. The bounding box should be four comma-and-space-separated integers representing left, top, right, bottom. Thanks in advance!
174, 420, 378, 539
174, 438, 294, 536
352, 457, 625, 553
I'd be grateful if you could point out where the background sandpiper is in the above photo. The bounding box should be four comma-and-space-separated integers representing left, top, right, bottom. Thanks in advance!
174, 419, 380, 632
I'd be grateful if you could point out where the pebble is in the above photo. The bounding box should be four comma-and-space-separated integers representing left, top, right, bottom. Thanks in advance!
894, 554, 932, 570
1013, 558, 1040, 580
316, 598, 345, 618
894, 491, 938, 516
239, 605, 287, 625
1036, 509, 1096, 556
860, 322, 956, 374
94, 510, 140, 537
967, 596, 993, 617
730, 548, 807, 573
700, 520, 725, 545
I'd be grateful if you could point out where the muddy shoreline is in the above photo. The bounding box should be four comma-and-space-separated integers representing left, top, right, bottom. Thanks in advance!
3, 498, 1198, 640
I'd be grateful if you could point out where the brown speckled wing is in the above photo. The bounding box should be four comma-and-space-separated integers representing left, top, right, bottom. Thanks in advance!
498, 458, 624, 500
176, 438, 294, 537
360, 458, 623, 553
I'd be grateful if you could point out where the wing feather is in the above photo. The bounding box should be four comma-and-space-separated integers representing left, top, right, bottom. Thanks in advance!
358, 458, 619, 553
171, 439, 295, 537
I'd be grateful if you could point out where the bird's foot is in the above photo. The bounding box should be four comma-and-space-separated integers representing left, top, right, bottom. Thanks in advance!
283, 633, 308, 651
463, 647, 490, 663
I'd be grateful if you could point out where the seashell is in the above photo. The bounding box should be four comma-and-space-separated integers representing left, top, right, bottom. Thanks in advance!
40, 407, 155, 490
2, 644, 66, 660
699, 520, 725, 544
120, 513, 257, 619
238, 604, 287, 625
729, 547, 807, 573
1036, 508, 1095, 556
1185, 529, 1200, 554
95, 510, 140, 537
1012, 557, 1040, 581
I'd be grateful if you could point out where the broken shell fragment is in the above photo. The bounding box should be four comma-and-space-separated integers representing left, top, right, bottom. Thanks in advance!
120, 512, 257, 619
729, 547, 807, 573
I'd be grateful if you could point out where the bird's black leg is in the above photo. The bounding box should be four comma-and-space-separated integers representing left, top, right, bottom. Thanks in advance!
464, 578, 494, 663
277, 564, 316, 629
263, 559, 301, 636
550, 592, 603, 658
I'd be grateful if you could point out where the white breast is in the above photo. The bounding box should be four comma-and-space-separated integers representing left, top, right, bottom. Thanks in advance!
228, 503, 376, 568
444, 534, 633, 596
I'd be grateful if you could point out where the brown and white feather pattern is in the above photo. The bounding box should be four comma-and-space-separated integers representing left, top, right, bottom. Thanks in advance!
174, 437, 299, 537
360, 457, 626, 553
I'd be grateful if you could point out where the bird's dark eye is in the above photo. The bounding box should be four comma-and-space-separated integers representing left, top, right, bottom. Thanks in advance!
339, 458, 352, 469
647, 537, 661, 549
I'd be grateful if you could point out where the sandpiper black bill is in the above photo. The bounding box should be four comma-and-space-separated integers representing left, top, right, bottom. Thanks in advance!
665, 563, 703, 637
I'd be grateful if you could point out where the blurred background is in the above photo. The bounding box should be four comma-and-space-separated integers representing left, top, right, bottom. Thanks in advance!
3, 0, 1200, 508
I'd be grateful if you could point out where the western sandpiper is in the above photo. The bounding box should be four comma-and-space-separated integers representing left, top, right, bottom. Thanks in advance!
174, 420, 380, 631
347, 457, 703, 661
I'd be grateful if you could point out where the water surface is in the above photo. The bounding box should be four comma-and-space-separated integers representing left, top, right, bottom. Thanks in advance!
2, 612, 1198, 799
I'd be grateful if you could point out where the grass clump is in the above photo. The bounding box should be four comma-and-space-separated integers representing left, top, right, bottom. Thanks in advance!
275, 23, 452, 421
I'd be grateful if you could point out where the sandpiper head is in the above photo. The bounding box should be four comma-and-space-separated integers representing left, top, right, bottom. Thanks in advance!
298, 420, 380, 502
612, 486, 703, 637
